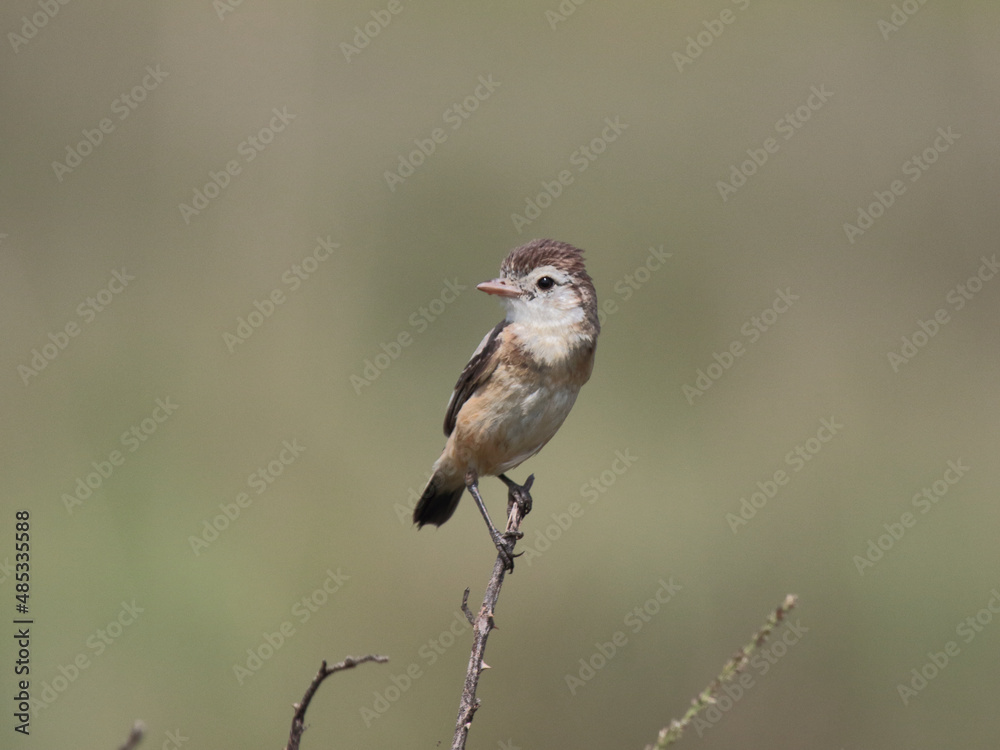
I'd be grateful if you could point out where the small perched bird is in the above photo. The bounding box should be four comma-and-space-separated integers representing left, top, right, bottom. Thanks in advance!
413, 239, 599, 565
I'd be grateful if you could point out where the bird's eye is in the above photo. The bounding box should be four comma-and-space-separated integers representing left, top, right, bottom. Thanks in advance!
536, 276, 555, 290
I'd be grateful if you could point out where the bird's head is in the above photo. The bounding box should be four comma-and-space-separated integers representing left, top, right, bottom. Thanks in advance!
476, 239, 600, 342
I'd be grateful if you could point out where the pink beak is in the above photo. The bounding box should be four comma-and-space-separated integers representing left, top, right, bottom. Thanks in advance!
476, 278, 520, 298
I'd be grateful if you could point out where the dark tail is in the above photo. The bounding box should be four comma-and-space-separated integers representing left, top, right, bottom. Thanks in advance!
413, 473, 465, 528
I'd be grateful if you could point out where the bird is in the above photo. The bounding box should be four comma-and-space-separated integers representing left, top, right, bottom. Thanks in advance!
412, 239, 600, 568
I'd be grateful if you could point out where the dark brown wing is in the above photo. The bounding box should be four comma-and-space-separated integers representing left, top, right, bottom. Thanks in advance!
443, 320, 508, 437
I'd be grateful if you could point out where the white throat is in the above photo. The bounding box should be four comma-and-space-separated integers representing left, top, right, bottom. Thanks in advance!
505, 298, 589, 366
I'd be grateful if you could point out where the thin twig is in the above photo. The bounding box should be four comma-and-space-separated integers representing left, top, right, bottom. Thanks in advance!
646, 594, 799, 748
451, 479, 532, 750
461, 587, 475, 625
285, 654, 389, 750
118, 720, 145, 750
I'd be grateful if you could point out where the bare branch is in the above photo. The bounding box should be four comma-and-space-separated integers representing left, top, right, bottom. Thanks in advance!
646, 594, 800, 748
285, 654, 389, 750
451, 476, 533, 750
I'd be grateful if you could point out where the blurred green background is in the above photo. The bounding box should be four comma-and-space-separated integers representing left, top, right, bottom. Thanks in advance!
3, 1, 1000, 748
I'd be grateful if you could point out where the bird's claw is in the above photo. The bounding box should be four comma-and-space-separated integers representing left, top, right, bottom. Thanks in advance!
493, 537, 520, 572
505, 474, 534, 518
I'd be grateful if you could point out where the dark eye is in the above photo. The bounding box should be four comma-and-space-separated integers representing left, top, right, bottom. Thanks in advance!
536, 276, 555, 290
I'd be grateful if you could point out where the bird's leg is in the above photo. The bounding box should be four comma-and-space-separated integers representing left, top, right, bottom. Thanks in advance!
465, 470, 516, 572
499, 473, 534, 536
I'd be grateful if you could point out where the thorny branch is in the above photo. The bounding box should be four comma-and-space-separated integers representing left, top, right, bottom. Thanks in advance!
451, 476, 533, 750
285, 654, 389, 750
646, 594, 800, 748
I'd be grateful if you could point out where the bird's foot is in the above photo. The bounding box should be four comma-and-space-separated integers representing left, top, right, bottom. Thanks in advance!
500, 474, 534, 536
466, 471, 520, 572
487, 525, 520, 572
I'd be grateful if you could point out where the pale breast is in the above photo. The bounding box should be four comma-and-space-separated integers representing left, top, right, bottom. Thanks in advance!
449, 340, 593, 476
